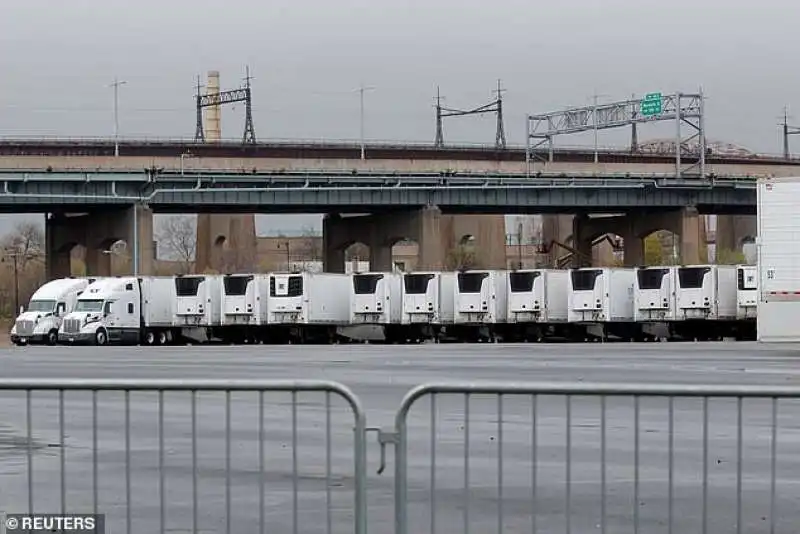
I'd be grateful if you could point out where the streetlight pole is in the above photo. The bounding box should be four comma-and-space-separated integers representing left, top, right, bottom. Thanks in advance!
110, 77, 127, 157
284, 241, 290, 272
356, 84, 375, 160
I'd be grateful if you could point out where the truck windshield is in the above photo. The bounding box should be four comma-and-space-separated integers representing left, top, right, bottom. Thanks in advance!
27, 299, 56, 312
637, 269, 668, 290
74, 300, 104, 312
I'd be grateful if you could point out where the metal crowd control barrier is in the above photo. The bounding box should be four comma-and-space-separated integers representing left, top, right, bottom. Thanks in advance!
390, 382, 800, 534
0, 379, 367, 534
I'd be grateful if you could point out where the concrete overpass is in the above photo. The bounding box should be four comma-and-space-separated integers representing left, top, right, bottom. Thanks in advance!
0, 139, 791, 276
0, 168, 755, 278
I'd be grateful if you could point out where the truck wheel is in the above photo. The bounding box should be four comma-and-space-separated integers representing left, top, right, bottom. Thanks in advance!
158, 331, 168, 345
144, 330, 156, 345
46, 330, 58, 346
95, 329, 108, 346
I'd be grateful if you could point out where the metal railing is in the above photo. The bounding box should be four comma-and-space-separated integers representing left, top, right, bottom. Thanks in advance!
0, 379, 367, 534
390, 382, 800, 534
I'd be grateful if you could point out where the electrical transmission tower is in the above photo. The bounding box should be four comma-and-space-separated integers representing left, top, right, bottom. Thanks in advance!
781, 107, 800, 159
434, 80, 506, 149
194, 67, 257, 144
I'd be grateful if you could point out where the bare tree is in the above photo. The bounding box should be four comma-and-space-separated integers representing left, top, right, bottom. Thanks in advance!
156, 216, 196, 274
0, 222, 45, 317
2, 222, 44, 267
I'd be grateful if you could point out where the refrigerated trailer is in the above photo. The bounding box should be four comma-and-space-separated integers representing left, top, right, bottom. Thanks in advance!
672, 265, 738, 340
757, 176, 800, 342
264, 272, 351, 343
504, 269, 570, 341
217, 274, 269, 343
633, 267, 677, 341
568, 268, 639, 340
399, 272, 456, 342
737, 265, 757, 320
448, 270, 508, 341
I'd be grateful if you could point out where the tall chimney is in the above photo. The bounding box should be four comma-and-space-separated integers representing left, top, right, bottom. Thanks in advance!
205, 71, 222, 142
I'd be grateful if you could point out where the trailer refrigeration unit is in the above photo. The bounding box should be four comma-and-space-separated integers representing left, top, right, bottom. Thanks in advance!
633, 266, 677, 341
568, 268, 639, 341
217, 274, 269, 343
504, 269, 570, 341
265, 272, 351, 343
733, 265, 758, 340
672, 265, 738, 340
448, 270, 508, 342
756, 176, 800, 342
344, 272, 404, 342
59, 277, 177, 346
736, 265, 757, 320
400, 272, 456, 342
11, 277, 98, 346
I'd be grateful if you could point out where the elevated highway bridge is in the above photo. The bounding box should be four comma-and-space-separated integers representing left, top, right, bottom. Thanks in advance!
0, 139, 785, 279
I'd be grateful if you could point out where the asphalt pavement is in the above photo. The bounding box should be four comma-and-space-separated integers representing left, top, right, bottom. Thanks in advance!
1, 342, 800, 533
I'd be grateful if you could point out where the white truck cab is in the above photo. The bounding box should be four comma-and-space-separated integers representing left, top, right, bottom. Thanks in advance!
59, 277, 145, 345
11, 277, 96, 346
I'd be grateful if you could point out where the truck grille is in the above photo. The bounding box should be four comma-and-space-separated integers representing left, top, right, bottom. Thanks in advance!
15, 320, 34, 336
63, 318, 82, 334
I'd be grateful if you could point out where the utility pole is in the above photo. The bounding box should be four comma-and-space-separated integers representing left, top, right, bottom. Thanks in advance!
110, 77, 127, 157
283, 241, 290, 272
781, 107, 800, 159
356, 84, 375, 160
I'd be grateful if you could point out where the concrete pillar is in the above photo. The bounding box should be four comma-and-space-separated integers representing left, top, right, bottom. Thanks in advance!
45, 213, 78, 280
322, 207, 447, 273
716, 215, 756, 254
679, 207, 703, 265
370, 242, 393, 271
196, 213, 257, 273
541, 214, 574, 267
441, 214, 506, 269
83, 206, 154, 277
570, 214, 594, 268
322, 214, 346, 273
622, 233, 644, 267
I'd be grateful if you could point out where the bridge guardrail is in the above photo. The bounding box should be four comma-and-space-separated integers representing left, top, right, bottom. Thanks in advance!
0, 379, 367, 534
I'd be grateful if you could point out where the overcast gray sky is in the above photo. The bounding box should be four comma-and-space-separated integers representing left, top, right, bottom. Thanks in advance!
0, 0, 797, 235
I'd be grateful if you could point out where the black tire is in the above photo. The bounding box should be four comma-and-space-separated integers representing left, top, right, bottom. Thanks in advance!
46, 330, 58, 346
158, 331, 168, 345
144, 330, 156, 346
95, 329, 108, 346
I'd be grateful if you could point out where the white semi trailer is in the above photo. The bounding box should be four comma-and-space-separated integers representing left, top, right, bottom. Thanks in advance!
504, 269, 570, 341
11, 277, 98, 346
757, 176, 800, 342
568, 267, 639, 340
264, 272, 351, 343
59, 275, 221, 345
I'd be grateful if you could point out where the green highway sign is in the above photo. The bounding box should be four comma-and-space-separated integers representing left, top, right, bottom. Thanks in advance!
641, 92, 663, 116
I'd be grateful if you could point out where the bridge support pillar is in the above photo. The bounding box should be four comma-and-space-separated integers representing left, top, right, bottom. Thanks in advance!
45, 213, 80, 280
196, 214, 257, 274
715, 215, 756, 258
323, 207, 492, 273
46, 206, 154, 279
569, 208, 707, 268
